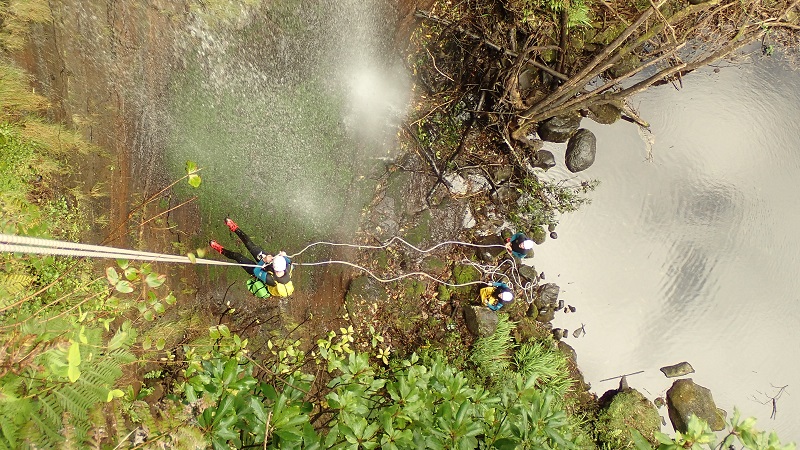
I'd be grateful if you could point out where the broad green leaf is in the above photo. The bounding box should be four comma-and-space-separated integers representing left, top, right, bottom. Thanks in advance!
106, 389, 125, 402
143, 310, 155, 321
222, 358, 238, 386
156, 338, 166, 351
186, 160, 198, 173
124, 266, 139, 281
115, 280, 134, 293
164, 293, 177, 305
145, 272, 166, 288
630, 428, 654, 450
213, 395, 235, 427
68, 365, 81, 383
187, 252, 196, 263
105, 267, 119, 285
153, 302, 165, 314
116, 259, 129, 269
142, 336, 152, 350
188, 173, 202, 188
67, 341, 81, 368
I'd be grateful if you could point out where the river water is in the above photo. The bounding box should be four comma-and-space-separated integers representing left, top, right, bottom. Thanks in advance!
535, 52, 800, 440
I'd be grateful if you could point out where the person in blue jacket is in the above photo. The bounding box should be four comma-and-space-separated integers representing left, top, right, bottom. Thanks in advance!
210, 218, 293, 296
480, 281, 514, 311
505, 232, 534, 259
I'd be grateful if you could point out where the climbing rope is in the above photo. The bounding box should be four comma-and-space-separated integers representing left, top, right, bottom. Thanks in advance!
290, 235, 508, 258
1, 233, 539, 296
0, 233, 253, 268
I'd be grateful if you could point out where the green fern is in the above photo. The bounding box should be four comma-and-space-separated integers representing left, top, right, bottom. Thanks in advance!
513, 340, 574, 396
0, 272, 36, 296
16, 325, 136, 447
469, 314, 516, 380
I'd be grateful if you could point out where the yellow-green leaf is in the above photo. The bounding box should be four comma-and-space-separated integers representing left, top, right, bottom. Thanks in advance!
106, 389, 125, 402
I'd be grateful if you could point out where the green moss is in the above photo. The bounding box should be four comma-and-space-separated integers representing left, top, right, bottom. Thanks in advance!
595, 389, 661, 450
403, 278, 427, 299
437, 284, 452, 302
403, 210, 432, 247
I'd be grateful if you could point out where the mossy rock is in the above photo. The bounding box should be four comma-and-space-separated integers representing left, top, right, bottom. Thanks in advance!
402, 209, 433, 247
345, 275, 389, 313
595, 389, 661, 450
437, 284, 452, 302
403, 278, 427, 299
530, 225, 547, 244
375, 249, 390, 270
421, 256, 447, 274
452, 263, 481, 298
609, 54, 641, 79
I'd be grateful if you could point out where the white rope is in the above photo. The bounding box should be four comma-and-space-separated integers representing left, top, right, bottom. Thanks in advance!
0, 233, 254, 268
1, 233, 538, 296
296, 260, 485, 287
290, 236, 507, 258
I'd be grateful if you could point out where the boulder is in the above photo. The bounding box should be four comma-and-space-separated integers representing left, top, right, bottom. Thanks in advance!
538, 113, 582, 143
565, 128, 597, 173
345, 275, 389, 309
474, 234, 506, 263
535, 283, 560, 310
666, 379, 726, 432
595, 387, 661, 450
588, 102, 621, 124
530, 225, 547, 244
491, 185, 521, 208
535, 306, 556, 323
492, 165, 514, 183
660, 361, 695, 378
518, 265, 538, 283
531, 150, 556, 171
463, 305, 499, 337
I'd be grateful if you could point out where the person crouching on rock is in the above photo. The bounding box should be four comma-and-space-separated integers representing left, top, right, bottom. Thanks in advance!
480, 281, 514, 311
505, 232, 535, 259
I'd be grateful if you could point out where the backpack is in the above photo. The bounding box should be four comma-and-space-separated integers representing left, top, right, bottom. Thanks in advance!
246, 278, 271, 298
267, 281, 294, 298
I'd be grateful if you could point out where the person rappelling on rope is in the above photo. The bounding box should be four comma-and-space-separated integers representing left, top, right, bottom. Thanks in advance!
480, 281, 514, 311
209, 218, 294, 298
505, 231, 535, 259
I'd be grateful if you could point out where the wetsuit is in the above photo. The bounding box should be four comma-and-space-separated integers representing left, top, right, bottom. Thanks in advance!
219, 227, 292, 287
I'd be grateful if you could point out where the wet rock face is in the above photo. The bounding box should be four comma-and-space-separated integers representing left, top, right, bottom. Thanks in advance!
666, 378, 726, 432
463, 305, 498, 337
538, 114, 582, 143
565, 128, 597, 173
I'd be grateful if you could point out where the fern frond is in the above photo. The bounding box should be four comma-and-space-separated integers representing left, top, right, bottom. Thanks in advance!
0, 272, 36, 296
469, 314, 517, 380
513, 340, 574, 396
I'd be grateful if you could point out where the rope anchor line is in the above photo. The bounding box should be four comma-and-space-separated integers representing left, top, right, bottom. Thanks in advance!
0, 233, 538, 299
